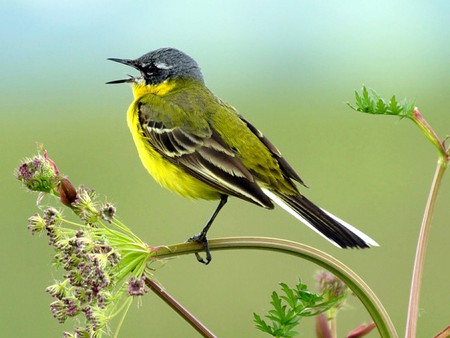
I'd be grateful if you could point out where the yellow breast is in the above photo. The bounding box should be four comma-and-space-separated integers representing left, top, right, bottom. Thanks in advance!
126, 83, 221, 200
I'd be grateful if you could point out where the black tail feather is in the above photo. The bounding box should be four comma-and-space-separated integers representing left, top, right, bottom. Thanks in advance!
275, 193, 373, 248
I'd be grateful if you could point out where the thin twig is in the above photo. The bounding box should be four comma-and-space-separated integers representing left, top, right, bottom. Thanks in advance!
145, 277, 217, 338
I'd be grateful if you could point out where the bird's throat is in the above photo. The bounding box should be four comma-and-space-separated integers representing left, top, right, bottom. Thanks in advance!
131, 80, 177, 99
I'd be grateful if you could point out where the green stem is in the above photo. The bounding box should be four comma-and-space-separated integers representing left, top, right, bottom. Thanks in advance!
405, 157, 448, 337
153, 237, 397, 338
411, 108, 448, 158
328, 308, 337, 338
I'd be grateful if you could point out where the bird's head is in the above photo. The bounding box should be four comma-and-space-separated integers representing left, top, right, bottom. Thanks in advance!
107, 48, 204, 87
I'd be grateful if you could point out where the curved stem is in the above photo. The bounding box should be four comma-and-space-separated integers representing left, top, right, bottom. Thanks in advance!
152, 237, 397, 338
405, 157, 448, 337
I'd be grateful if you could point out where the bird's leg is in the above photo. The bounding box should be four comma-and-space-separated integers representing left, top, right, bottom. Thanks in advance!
188, 195, 228, 265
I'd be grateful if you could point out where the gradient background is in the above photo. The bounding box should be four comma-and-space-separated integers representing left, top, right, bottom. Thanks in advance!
2, 1, 449, 337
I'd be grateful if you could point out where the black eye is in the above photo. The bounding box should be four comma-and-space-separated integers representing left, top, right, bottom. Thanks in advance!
140, 63, 159, 77
140, 61, 173, 85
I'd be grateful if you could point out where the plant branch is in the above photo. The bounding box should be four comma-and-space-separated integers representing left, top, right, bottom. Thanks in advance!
144, 277, 217, 338
152, 237, 397, 338
405, 157, 448, 337
411, 108, 449, 159
349, 90, 450, 337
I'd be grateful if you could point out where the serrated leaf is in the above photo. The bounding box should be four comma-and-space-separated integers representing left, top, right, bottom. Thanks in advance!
254, 279, 348, 337
280, 283, 296, 308
362, 86, 370, 103
350, 86, 415, 120
355, 90, 363, 109
388, 95, 399, 114
254, 313, 276, 335
375, 98, 387, 115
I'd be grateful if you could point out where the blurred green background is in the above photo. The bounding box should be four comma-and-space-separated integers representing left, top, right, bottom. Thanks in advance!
2, 1, 449, 337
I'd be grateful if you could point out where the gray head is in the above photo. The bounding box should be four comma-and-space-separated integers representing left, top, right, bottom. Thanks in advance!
107, 48, 204, 85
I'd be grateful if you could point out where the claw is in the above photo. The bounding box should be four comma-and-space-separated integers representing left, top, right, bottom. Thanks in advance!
188, 233, 211, 265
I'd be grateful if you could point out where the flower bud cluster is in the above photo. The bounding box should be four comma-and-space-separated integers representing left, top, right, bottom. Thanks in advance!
18, 150, 152, 337
45, 226, 120, 335
16, 154, 58, 193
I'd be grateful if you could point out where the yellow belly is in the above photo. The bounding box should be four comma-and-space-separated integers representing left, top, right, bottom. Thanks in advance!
127, 103, 221, 201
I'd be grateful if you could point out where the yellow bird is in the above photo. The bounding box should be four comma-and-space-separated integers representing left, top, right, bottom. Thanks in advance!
107, 47, 378, 264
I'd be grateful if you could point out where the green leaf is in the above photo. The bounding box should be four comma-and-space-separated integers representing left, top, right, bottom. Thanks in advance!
348, 86, 415, 118
254, 279, 348, 337
389, 95, 399, 114
375, 98, 387, 115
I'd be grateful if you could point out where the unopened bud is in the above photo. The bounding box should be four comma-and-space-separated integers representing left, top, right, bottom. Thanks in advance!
58, 177, 78, 207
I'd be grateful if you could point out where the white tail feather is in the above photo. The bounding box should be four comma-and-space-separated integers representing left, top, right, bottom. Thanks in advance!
320, 208, 379, 247
262, 188, 379, 248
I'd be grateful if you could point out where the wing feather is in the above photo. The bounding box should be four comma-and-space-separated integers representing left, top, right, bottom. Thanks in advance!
238, 116, 306, 187
137, 101, 273, 209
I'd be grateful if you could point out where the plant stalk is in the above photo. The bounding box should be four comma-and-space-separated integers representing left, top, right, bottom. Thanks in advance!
153, 237, 397, 338
145, 277, 217, 338
329, 308, 338, 338
405, 157, 448, 337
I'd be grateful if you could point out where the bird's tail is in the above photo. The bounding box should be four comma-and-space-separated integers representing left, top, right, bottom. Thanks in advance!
262, 189, 378, 248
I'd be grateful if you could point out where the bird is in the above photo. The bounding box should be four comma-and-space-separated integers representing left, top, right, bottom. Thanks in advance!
107, 47, 378, 264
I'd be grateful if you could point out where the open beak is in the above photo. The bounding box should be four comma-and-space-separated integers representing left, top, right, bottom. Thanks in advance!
106, 58, 139, 84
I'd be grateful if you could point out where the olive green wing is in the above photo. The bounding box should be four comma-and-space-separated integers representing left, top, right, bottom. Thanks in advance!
237, 115, 307, 187
137, 94, 274, 209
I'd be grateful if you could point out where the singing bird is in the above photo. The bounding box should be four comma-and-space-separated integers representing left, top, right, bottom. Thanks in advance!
107, 48, 378, 264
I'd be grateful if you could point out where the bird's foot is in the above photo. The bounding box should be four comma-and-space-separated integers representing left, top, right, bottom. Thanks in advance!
187, 232, 211, 265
